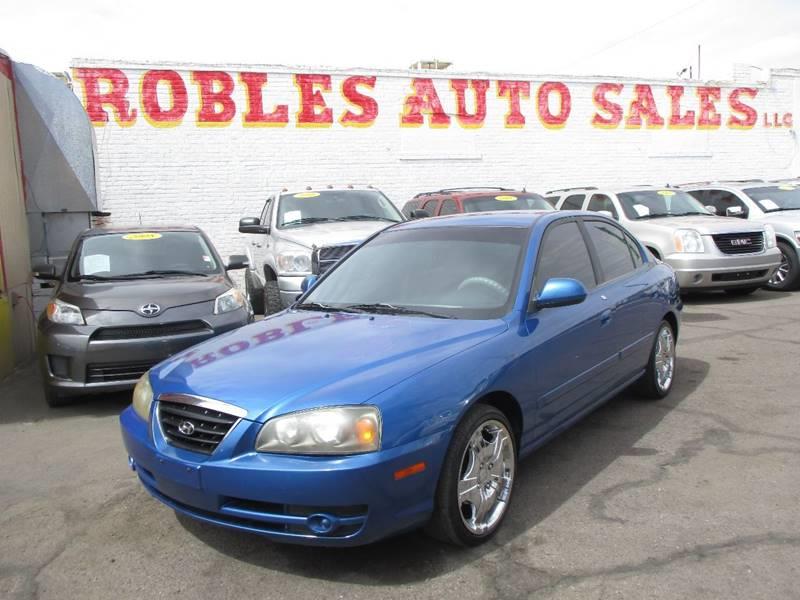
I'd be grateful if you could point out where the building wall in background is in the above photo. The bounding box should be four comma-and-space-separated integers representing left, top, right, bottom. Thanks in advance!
70, 59, 799, 259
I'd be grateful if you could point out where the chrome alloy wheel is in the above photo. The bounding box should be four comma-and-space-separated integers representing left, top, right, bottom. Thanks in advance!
769, 250, 790, 286
457, 419, 515, 535
654, 325, 675, 392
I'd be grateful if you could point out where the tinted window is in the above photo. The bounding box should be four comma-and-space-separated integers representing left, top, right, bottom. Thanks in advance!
535, 220, 596, 292
422, 199, 440, 215
587, 194, 618, 219
462, 193, 554, 213
440, 199, 459, 215
544, 196, 559, 207
402, 199, 421, 218
742, 185, 800, 213
303, 226, 528, 320
689, 189, 748, 217
560, 194, 585, 210
584, 221, 639, 281
277, 190, 403, 228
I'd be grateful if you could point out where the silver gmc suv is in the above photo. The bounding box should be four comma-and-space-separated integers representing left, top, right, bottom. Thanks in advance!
548, 185, 781, 295
239, 186, 404, 314
681, 180, 800, 291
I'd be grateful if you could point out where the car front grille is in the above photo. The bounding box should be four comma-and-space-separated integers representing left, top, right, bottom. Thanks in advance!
711, 269, 768, 282
312, 244, 357, 275
712, 232, 764, 254
86, 360, 158, 383
157, 399, 240, 455
91, 320, 210, 341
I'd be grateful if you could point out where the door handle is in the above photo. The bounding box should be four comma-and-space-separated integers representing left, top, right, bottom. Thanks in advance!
600, 309, 613, 325
251, 242, 262, 248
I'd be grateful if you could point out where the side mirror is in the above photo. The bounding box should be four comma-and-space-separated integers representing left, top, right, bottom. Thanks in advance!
301, 274, 319, 293
33, 264, 59, 280
225, 254, 249, 270
532, 278, 587, 310
726, 206, 745, 218
239, 217, 269, 234
704, 205, 718, 215
410, 209, 431, 219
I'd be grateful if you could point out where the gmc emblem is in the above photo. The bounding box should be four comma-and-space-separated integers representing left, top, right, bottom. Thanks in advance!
730, 238, 751, 246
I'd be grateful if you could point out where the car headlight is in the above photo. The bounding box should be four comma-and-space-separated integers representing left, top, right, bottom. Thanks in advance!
214, 287, 246, 314
673, 229, 705, 253
763, 224, 777, 249
276, 251, 312, 274
256, 406, 381, 455
132, 371, 154, 421
46, 298, 85, 325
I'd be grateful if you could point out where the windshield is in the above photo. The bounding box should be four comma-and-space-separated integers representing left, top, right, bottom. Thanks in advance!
277, 190, 403, 228
617, 190, 712, 220
462, 193, 554, 213
70, 231, 220, 280
301, 226, 528, 319
743, 185, 800, 213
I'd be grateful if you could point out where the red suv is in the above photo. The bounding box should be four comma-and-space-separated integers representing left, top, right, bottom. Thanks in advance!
401, 187, 554, 218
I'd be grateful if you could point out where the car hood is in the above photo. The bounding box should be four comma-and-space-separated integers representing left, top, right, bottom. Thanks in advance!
278, 220, 397, 249
633, 215, 766, 234
57, 275, 230, 311
756, 211, 800, 228
151, 310, 507, 422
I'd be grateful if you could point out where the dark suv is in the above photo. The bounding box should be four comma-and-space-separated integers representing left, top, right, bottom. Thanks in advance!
401, 187, 554, 218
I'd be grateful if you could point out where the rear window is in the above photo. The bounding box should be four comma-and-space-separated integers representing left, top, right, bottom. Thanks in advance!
462, 193, 553, 213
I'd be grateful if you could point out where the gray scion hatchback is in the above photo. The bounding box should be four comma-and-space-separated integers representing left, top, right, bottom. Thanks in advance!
34, 226, 253, 406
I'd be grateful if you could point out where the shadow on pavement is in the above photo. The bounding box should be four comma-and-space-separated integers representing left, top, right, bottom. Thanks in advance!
0, 362, 131, 425
178, 356, 710, 585
681, 288, 783, 306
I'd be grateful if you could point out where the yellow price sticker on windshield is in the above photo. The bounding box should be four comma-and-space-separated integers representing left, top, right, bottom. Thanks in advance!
494, 195, 518, 201
778, 185, 796, 191
122, 233, 162, 241
657, 190, 676, 196
294, 192, 320, 198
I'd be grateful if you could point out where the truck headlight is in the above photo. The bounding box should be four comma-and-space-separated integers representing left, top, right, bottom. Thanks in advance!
214, 287, 246, 314
256, 406, 381, 455
763, 224, 776, 249
673, 229, 705, 253
276, 251, 312, 274
132, 372, 154, 422
46, 298, 85, 325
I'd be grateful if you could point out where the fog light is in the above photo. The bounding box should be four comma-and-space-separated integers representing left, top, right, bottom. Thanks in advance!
692, 274, 703, 284
48, 355, 70, 379
306, 513, 337, 534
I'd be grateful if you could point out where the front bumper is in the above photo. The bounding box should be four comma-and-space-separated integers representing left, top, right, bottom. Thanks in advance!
39, 307, 250, 396
120, 406, 445, 546
665, 248, 781, 290
277, 275, 304, 307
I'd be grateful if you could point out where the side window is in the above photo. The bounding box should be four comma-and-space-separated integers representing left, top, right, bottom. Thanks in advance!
402, 200, 419, 218
586, 194, 618, 219
625, 232, 645, 268
439, 199, 458, 215
584, 220, 639, 282
544, 196, 559, 207
534, 220, 597, 293
704, 189, 748, 217
560, 194, 585, 210
422, 199, 440, 216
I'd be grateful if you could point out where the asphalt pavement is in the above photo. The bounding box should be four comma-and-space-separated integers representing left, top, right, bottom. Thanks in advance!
1, 289, 799, 599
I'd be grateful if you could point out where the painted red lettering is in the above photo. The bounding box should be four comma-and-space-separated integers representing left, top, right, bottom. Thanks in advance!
191, 71, 236, 125
666, 86, 695, 128
73, 68, 137, 126
591, 83, 623, 128
537, 81, 571, 129
625, 84, 664, 128
727, 87, 758, 129
450, 79, 489, 128
295, 74, 334, 127
497, 80, 530, 128
400, 78, 451, 127
140, 70, 188, 127
240, 72, 289, 127
340, 76, 378, 127
697, 87, 722, 129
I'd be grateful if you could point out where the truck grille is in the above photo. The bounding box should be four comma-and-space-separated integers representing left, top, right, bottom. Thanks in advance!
86, 360, 158, 383
312, 244, 356, 275
712, 232, 764, 255
158, 399, 240, 455
91, 320, 210, 341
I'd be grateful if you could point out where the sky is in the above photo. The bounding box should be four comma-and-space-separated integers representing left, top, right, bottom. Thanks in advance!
1, 0, 799, 80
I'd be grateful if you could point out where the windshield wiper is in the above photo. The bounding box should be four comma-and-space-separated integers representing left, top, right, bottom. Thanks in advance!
117, 269, 210, 278
294, 301, 359, 313
281, 217, 337, 227
332, 215, 401, 223
637, 213, 672, 219
764, 207, 800, 213
343, 302, 454, 319
76, 274, 113, 281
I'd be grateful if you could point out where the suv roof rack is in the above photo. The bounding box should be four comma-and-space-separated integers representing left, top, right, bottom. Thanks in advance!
546, 186, 598, 194
717, 179, 765, 184
413, 186, 513, 198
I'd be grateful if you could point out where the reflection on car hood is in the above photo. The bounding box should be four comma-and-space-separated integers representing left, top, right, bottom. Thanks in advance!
278, 220, 396, 249
57, 275, 230, 311
631, 215, 766, 234
756, 211, 800, 228
151, 310, 507, 422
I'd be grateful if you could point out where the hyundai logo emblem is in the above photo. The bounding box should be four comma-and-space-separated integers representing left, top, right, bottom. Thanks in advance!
178, 420, 195, 436
139, 303, 161, 317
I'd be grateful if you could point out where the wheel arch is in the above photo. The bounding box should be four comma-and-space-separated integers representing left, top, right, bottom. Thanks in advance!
663, 311, 679, 341
645, 245, 662, 260
473, 391, 523, 453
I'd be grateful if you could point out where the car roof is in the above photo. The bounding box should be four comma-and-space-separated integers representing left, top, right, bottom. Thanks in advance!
390, 210, 561, 230
548, 185, 679, 196
278, 186, 382, 195
679, 180, 777, 190
80, 225, 203, 237
411, 187, 532, 200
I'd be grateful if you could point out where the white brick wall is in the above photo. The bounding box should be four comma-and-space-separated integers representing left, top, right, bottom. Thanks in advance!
71, 59, 800, 263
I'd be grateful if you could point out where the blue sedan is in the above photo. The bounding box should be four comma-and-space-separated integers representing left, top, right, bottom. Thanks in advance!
120, 211, 681, 547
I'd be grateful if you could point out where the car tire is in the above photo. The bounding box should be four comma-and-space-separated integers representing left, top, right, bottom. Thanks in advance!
245, 271, 265, 315
44, 386, 70, 408
263, 280, 283, 315
724, 286, 759, 296
635, 320, 676, 400
425, 404, 516, 547
765, 242, 800, 291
